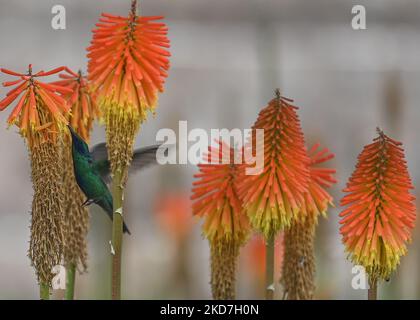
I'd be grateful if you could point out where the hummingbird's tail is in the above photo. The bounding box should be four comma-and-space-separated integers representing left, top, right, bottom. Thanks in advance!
123, 222, 131, 235
97, 197, 131, 235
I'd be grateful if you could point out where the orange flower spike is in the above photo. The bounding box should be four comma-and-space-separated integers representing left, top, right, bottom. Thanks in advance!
339, 128, 416, 281
0, 64, 70, 147
192, 141, 250, 299
87, 2, 170, 122
191, 141, 250, 245
52, 69, 98, 142
237, 90, 311, 238
88, 2, 171, 299
303, 143, 337, 222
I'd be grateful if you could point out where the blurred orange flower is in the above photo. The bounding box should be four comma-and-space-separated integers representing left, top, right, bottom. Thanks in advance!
154, 192, 193, 242
340, 129, 416, 280
244, 233, 284, 283
87, 5, 170, 121
191, 140, 249, 245
53, 69, 98, 142
302, 143, 337, 222
0, 64, 70, 148
237, 90, 310, 238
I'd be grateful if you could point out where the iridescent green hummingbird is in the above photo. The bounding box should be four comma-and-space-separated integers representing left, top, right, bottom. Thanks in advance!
68, 125, 161, 235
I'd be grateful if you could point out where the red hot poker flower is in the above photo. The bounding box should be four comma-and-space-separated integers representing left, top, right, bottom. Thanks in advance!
302, 143, 337, 222
0, 64, 71, 148
52, 69, 98, 142
281, 143, 336, 300
191, 140, 250, 299
87, 4, 170, 121
237, 90, 310, 238
0, 65, 74, 290
339, 129, 416, 280
191, 140, 249, 244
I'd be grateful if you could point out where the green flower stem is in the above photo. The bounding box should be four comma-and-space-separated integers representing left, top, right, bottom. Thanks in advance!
265, 233, 275, 300
111, 169, 124, 300
65, 263, 76, 300
368, 277, 377, 300
40, 283, 50, 300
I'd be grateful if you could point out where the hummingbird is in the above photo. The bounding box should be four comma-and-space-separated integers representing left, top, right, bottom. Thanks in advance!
67, 125, 162, 235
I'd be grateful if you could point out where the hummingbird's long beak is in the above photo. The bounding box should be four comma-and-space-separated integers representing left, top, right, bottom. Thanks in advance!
67, 125, 88, 145
67, 125, 76, 136
67, 125, 78, 142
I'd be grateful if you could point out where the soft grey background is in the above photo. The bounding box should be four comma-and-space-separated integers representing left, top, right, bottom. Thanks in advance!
0, 0, 420, 299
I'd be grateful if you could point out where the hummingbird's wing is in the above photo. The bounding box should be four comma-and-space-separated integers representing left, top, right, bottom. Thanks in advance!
90, 143, 163, 184
90, 142, 108, 163
90, 143, 111, 183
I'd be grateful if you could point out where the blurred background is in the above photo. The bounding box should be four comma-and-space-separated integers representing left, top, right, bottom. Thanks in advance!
1, 0, 420, 299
